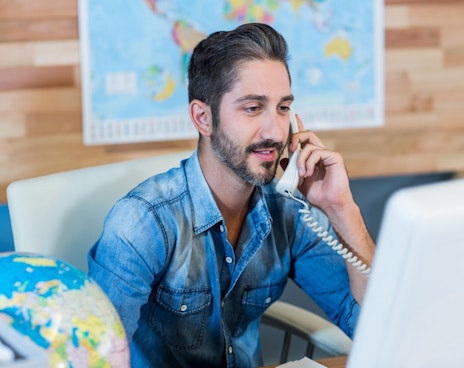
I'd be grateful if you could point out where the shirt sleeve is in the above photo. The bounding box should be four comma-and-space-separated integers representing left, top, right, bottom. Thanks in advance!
87, 196, 169, 341
289, 205, 360, 338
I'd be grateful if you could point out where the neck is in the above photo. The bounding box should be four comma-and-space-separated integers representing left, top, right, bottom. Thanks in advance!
198, 148, 254, 247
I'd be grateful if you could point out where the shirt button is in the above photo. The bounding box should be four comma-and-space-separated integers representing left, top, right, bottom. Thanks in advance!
228, 346, 233, 354
219, 224, 225, 232
180, 304, 187, 312
221, 301, 225, 308
225, 256, 233, 264
265, 297, 272, 304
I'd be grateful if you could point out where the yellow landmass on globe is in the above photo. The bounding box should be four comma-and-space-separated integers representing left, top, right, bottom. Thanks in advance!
324, 36, 352, 61
13, 257, 57, 267
36, 280, 61, 295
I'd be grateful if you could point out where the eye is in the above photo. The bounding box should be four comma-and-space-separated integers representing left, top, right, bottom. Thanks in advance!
244, 105, 261, 113
278, 105, 291, 113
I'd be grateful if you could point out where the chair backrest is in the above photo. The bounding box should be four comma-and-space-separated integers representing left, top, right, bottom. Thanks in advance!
6, 151, 192, 272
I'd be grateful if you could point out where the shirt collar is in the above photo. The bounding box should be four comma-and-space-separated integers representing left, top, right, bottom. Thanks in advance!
184, 150, 272, 237
184, 150, 223, 236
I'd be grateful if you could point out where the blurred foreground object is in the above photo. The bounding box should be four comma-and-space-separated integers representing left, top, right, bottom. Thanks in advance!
0, 252, 130, 368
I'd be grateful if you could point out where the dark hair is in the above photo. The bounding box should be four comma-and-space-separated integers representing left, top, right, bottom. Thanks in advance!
187, 23, 290, 128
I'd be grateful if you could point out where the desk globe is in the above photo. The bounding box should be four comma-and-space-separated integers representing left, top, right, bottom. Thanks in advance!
0, 252, 130, 367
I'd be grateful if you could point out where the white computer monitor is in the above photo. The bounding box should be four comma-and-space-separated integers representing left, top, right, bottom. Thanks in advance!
348, 177, 464, 368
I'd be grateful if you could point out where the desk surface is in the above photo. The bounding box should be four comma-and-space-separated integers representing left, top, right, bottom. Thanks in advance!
316, 356, 347, 368
265, 356, 347, 368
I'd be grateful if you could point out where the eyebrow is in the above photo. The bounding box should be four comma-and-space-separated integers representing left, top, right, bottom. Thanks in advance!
234, 94, 294, 104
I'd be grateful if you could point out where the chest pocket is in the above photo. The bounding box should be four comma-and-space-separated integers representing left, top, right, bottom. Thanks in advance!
150, 286, 212, 350
232, 280, 286, 337
243, 281, 286, 307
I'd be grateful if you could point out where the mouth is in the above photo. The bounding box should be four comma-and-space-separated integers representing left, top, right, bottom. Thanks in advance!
247, 140, 284, 164
252, 148, 277, 162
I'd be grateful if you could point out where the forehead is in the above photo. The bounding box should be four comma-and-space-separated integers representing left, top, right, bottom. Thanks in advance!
230, 59, 291, 97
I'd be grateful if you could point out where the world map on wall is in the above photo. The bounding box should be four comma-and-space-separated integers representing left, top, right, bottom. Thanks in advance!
79, 0, 383, 144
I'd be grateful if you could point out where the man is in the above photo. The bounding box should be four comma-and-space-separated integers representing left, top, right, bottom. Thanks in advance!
88, 23, 375, 367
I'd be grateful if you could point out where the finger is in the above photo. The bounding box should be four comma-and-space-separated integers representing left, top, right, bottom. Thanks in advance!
298, 145, 338, 177
295, 113, 305, 132
298, 147, 321, 177
292, 114, 326, 148
291, 130, 326, 152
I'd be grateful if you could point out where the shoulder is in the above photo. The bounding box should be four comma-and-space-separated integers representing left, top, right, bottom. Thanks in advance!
129, 164, 189, 206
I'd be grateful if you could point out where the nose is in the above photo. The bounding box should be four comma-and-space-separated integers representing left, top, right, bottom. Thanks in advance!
260, 111, 287, 143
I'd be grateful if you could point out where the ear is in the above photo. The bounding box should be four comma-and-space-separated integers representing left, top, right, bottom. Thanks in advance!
189, 99, 212, 137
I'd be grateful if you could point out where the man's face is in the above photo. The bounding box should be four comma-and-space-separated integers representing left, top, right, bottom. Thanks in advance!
211, 59, 293, 186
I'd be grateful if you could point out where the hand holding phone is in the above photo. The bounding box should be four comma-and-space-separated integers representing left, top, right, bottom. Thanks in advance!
275, 109, 371, 275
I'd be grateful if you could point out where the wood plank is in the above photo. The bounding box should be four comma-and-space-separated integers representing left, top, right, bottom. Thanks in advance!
0, 19, 78, 42
34, 40, 80, 66
1, 135, 100, 188
384, 6, 410, 29
0, 134, 191, 191
385, 71, 410, 93
0, 66, 75, 90
441, 26, 464, 48
0, 0, 77, 20
434, 90, 464, 111
385, 27, 441, 48
443, 46, 464, 68
0, 40, 79, 68
437, 111, 464, 129
409, 92, 434, 113
0, 114, 26, 138
384, 68, 444, 114
0, 88, 81, 113
385, 49, 443, 71
25, 112, 83, 136
0, 42, 34, 67
386, 0, 461, 4
438, 149, 464, 173
353, 152, 431, 179
315, 356, 347, 368
410, 4, 464, 27
410, 69, 464, 92
384, 111, 437, 130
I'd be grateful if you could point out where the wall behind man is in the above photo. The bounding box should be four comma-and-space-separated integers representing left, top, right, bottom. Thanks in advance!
1, 0, 464, 204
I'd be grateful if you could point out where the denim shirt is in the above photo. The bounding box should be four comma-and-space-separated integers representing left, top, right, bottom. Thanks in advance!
88, 150, 359, 368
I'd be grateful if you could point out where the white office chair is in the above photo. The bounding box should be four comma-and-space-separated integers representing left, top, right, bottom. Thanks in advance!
6, 150, 351, 363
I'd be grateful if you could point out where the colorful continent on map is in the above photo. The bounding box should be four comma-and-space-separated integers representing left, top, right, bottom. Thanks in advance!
143, 2, 208, 101
324, 35, 352, 61
223, 0, 278, 23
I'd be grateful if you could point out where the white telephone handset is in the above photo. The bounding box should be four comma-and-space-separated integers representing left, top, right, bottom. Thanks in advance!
276, 109, 300, 197
277, 109, 370, 276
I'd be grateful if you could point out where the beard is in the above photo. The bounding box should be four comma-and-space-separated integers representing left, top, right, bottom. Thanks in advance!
210, 122, 285, 186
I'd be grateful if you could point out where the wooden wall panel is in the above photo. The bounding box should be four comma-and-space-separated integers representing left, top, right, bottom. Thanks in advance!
1, 1, 464, 202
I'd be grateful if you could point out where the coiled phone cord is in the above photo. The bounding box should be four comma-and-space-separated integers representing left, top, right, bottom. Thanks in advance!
287, 192, 371, 276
